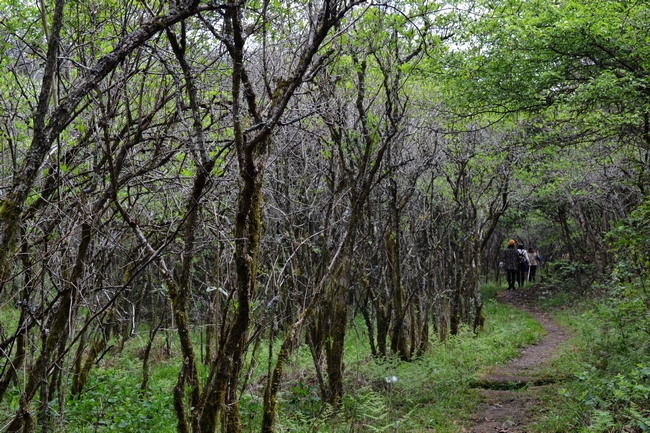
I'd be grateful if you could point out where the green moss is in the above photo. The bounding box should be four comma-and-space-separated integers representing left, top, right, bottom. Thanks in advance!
0, 198, 21, 277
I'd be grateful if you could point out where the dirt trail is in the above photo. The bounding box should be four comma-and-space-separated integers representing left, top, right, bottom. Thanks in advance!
465, 289, 570, 433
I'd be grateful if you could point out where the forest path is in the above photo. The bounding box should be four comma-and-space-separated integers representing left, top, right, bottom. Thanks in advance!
465, 289, 570, 433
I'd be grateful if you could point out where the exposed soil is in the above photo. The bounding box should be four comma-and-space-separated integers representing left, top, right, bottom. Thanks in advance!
465, 287, 570, 433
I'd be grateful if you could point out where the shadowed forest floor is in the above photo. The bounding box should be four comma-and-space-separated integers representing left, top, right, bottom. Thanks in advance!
465, 287, 570, 433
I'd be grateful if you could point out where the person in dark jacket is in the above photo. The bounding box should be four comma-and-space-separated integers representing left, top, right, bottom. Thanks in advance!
501, 239, 519, 290
517, 243, 530, 288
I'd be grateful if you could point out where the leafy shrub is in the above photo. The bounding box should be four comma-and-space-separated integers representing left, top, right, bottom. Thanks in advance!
605, 199, 650, 345
63, 369, 175, 432
539, 258, 599, 295
550, 199, 650, 432
286, 380, 321, 418
566, 365, 650, 432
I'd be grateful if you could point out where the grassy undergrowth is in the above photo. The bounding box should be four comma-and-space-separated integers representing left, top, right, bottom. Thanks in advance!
0, 283, 545, 432
525, 289, 650, 433
244, 282, 545, 432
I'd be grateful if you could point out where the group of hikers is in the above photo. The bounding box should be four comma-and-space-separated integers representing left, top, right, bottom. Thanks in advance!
501, 239, 541, 290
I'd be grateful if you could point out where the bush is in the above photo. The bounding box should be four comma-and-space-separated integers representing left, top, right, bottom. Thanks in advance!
546, 198, 650, 432
63, 369, 176, 432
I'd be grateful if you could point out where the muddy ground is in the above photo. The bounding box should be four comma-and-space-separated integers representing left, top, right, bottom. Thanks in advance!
465, 287, 570, 433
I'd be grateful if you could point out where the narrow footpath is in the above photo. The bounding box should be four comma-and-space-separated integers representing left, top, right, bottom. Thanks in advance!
466, 289, 570, 433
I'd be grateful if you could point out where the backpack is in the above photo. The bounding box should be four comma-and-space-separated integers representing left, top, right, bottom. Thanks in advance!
518, 250, 527, 264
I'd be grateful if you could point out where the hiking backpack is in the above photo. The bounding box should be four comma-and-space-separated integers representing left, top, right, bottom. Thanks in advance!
518, 250, 527, 264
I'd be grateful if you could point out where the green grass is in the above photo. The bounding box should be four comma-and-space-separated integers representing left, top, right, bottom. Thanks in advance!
524, 288, 650, 433
273, 282, 545, 432
0, 283, 548, 432
13, 279, 647, 432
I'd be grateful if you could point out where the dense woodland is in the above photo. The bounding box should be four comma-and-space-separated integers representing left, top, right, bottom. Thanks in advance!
1, 0, 649, 431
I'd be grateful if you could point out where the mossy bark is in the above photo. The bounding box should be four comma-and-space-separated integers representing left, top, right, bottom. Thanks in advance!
141, 319, 163, 392
324, 278, 349, 406
166, 164, 215, 431
198, 5, 265, 431
0, 0, 64, 293
198, 162, 264, 433
386, 229, 409, 361
174, 359, 190, 433
5, 394, 35, 433
71, 335, 105, 396
224, 357, 244, 433
317, 245, 356, 408
204, 238, 222, 365
260, 332, 296, 433
449, 277, 461, 336
0, 199, 21, 293
196, 1, 352, 429
261, 346, 288, 433
261, 262, 331, 433
376, 304, 390, 357
358, 292, 378, 357
417, 302, 430, 355
71, 326, 89, 395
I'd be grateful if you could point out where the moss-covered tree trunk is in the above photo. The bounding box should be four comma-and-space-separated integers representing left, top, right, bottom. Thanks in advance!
386, 229, 409, 361
196, 5, 262, 431
71, 328, 106, 397
196, 2, 360, 430
0, 231, 33, 403
141, 318, 163, 392
314, 53, 395, 407
197, 141, 265, 433
417, 300, 430, 355
358, 283, 378, 358
260, 276, 332, 433
376, 302, 391, 357
386, 150, 410, 359
0, 0, 64, 290
325, 254, 352, 406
